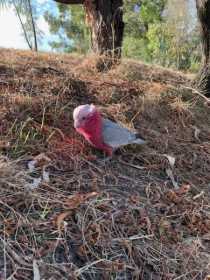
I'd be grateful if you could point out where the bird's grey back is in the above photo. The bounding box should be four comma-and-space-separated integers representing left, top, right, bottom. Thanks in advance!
102, 118, 145, 148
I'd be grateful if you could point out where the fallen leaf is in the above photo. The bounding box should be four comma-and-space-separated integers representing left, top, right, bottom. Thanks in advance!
35, 241, 57, 258
28, 160, 36, 172
28, 153, 51, 172
163, 154, 176, 169
64, 192, 98, 209
176, 184, 191, 195
26, 177, 42, 190
56, 211, 72, 232
0, 140, 10, 149
166, 168, 179, 189
4, 218, 17, 236
192, 125, 201, 141
33, 260, 40, 280
159, 219, 171, 236
165, 190, 181, 203
42, 170, 50, 183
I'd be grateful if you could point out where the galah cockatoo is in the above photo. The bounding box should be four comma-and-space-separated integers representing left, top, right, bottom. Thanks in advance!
73, 104, 145, 156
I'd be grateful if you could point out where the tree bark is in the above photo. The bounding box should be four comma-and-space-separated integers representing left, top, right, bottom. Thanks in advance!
54, 0, 124, 71
84, 0, 124, 70
196, 0, 210, 97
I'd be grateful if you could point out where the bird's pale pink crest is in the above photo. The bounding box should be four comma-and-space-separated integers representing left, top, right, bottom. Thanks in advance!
73, 104, 113, 156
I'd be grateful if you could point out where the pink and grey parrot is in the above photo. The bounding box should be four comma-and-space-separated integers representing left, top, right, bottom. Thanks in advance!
73, 104, 146, 156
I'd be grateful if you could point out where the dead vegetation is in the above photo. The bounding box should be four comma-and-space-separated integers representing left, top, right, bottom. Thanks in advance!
0, 48, 210, 279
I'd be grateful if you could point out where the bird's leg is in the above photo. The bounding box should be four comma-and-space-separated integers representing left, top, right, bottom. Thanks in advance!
95, 155, 112, 166
103, 155, 113, 162
95, 149, 114, 166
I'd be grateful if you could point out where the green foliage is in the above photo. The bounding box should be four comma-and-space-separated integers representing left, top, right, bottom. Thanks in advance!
45, 4, 90, 53
122, 0, 166, 62
123, 36, 150, 60
147, 23, 201, 70
44, 0, 201, 71
123, 0, 201, 71
140, 0, 166, 24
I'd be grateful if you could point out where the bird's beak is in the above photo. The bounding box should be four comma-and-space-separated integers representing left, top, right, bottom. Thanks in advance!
74, 120, 80, 129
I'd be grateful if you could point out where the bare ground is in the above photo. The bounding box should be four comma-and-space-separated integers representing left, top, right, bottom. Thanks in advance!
0, 48, 210, 280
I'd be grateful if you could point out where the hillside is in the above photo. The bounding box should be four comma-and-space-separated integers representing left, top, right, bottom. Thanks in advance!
0, 48, 210, 279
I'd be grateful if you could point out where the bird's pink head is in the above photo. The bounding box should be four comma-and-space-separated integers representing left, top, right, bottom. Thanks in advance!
73, 104, 112, 156
73, 104, 101, 134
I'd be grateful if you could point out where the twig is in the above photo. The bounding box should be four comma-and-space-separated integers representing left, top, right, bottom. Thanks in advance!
82, 158, 103, 174
119, 159, 146, 170
75, 259, 112, 276
112, 234, 153, 243
0, 238, 32, 268
180, 86, 210, 103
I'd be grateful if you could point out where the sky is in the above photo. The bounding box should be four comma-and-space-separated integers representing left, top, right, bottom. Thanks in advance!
0, 0, 55, 52
0, 8, 28, 50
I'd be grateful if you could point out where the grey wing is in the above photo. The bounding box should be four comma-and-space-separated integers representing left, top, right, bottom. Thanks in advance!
102, 118, 145, 148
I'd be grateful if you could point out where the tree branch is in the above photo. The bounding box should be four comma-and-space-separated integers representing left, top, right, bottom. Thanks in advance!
12, 0, 32, 50
54, 0, 84, 4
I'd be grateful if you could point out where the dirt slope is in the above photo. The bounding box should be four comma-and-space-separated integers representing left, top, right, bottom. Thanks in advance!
0, 48, 210, 279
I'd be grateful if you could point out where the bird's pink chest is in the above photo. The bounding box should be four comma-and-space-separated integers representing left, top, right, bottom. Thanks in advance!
76, 118, 102, 146
75, 112, 113, 156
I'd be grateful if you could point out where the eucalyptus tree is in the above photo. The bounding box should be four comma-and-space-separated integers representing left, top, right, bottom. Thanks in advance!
196, 0, 210, 96
1, 0, 38, 51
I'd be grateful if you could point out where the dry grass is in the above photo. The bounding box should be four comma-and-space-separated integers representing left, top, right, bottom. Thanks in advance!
0, 48, 210, 279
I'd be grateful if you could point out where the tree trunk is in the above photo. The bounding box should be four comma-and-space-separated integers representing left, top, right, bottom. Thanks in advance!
84, 0, 124, 71
54, 0, 124, 70
12, 0, 33, 50
196, 0, 210, 97
27, 0, 38, 51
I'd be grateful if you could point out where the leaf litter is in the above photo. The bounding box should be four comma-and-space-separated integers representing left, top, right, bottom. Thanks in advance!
0, 49, 210, 279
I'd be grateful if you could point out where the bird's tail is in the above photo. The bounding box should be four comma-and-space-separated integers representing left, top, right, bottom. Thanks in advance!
133, 133, 147, 145
133, 138, 146, 145
134, 133, 146, 145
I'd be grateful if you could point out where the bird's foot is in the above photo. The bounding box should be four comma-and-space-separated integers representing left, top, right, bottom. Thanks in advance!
95, 156, 112, 166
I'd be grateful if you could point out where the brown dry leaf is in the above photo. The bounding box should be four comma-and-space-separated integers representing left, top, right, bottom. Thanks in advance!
4, 218, 18, 236
176, 184, 191, 195
129, 195, 141, 204
111, 260, 126, 272
165, 190, 182, 203
159, 219, 171, 236
139, 208, 152, 234
77, 244, 87, 258
200, 219, 210, 234
28, 153, 51, 171
56, 211, 72, 232
64, 192, 98, 209
35, 241, 57, 258
87, 223, 101, 245
0, 140, 10, 149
